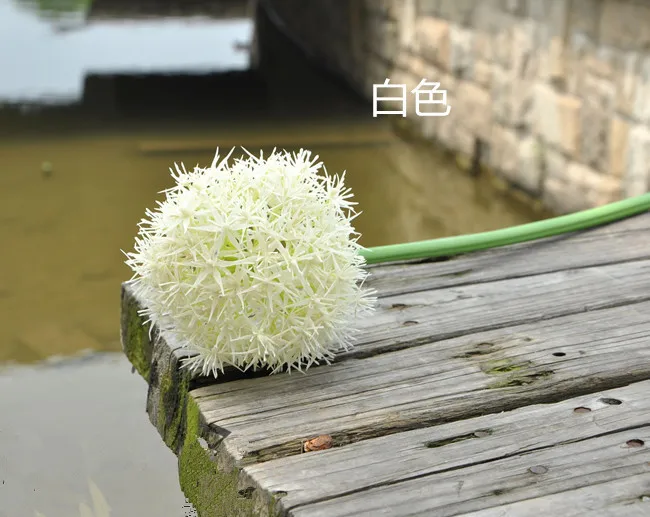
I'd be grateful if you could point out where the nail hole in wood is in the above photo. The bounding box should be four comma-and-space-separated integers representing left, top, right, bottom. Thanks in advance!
391, 303, 408, 310
600, 398, 622, 405
626, 439, 645, 448
528, 465, 548, 474
552, 352, 566, 357
573, 407, 591, 414
402, 320, 418, 326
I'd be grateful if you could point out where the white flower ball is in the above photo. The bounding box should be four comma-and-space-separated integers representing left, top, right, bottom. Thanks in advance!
125, 148, 375, 378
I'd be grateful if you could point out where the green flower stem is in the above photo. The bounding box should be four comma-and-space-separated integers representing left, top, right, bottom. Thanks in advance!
361, 193, 650, 265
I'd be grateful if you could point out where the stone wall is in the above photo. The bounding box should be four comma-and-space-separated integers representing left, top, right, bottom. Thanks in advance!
262, 0, 650, 213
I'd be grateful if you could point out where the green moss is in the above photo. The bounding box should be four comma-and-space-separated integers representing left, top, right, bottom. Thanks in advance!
481, 359, 533, 375
121, 288, 152, 380
487, 370, 554, 389
177, 398, 258, 517
158, 367, 190, 452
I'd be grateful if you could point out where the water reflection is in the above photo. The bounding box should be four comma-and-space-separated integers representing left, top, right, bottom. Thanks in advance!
0, 354, 194, 517
1, 0, 251, 104
15, 0, 90, 20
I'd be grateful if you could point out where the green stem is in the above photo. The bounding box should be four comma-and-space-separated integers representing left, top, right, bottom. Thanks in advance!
361, 193, 650, 265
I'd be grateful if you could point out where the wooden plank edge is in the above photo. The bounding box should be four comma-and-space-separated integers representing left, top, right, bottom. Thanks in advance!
121, 282, 286, 516
120, 283, 650, 516
120, 282, 153, 381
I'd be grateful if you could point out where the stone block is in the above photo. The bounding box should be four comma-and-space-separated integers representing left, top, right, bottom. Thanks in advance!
624, 125, 650, 197
437, 0, 477, 26
532, 0, 569, 83
493, 128, 544, 195
533, 84, 582, 157
516, 135, 545, 194
491, 66, 513, 125
632, 55, 650, 124
415, 16, 450, 71
455, 123, 478, 158
543, 161, 621, 213
473, 60, 493, 88
398, 51, 441, 82
491, 68, 533, 129
581, 73, 615, 110
580, 101, 610, 172
502, 0, 527, 17
490, 124, 519, 174
456, 80, 493, 140
473, 31, 494, 62
449, 24, 474, 77
399, 0, 418, 49
493, 23, 514, 69
526, 0, 569, 28
511, 20, 538, 80
431, 96, 471, 154
609, 116, 630, 178
511, 80, 535, 130
615, 51, 640, 117
544, 146, 569, 180
568, 0, 601, 40
416, 0, 440, 16
369, 18, 400, 63
600, 0, 650, 50
565, 32, 594, 95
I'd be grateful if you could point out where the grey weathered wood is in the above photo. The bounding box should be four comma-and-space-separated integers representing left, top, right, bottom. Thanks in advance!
239, 380, 650, 514
193, 300, 650, 464
365, 212, 650, 297
288, 426, 650, 516
119, 212, 650, 517
349, 258, 650, 359
459, 473, 650, 516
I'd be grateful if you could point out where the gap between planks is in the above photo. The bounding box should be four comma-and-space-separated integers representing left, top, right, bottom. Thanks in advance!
192, 299, 650, 463
120, 211, 650, 516
240, 380, 650, 516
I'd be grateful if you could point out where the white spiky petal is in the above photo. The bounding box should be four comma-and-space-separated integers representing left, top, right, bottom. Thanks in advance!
124, 148, 376, 378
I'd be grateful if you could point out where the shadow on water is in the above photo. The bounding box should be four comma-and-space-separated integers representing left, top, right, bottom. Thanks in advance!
0, 0, 545, 515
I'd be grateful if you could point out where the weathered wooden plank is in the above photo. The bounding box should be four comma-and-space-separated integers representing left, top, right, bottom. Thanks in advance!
460, 473, 650, 516
288, 426, 650, 516
122, 251, 650, 392
239, 380, 650, 514
118, 213, 650, 517
349, 258, 650, 359
193, 300, 650, 464
365, 211, 650, 297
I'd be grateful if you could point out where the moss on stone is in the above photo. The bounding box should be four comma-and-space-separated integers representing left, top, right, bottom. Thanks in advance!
121, 287, 152, 380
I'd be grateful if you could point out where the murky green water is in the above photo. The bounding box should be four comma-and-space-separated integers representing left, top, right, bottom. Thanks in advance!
0, 0, 542, 515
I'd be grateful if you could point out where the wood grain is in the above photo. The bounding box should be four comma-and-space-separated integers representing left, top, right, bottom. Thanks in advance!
288, 427, 650, 516
194, 300, 650, 463
365, 212, 650, 297
239, 381, 650, 515
119, 211, 650, 517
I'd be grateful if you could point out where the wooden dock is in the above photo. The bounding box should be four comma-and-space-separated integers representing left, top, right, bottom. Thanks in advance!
121, 211, 650, 517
